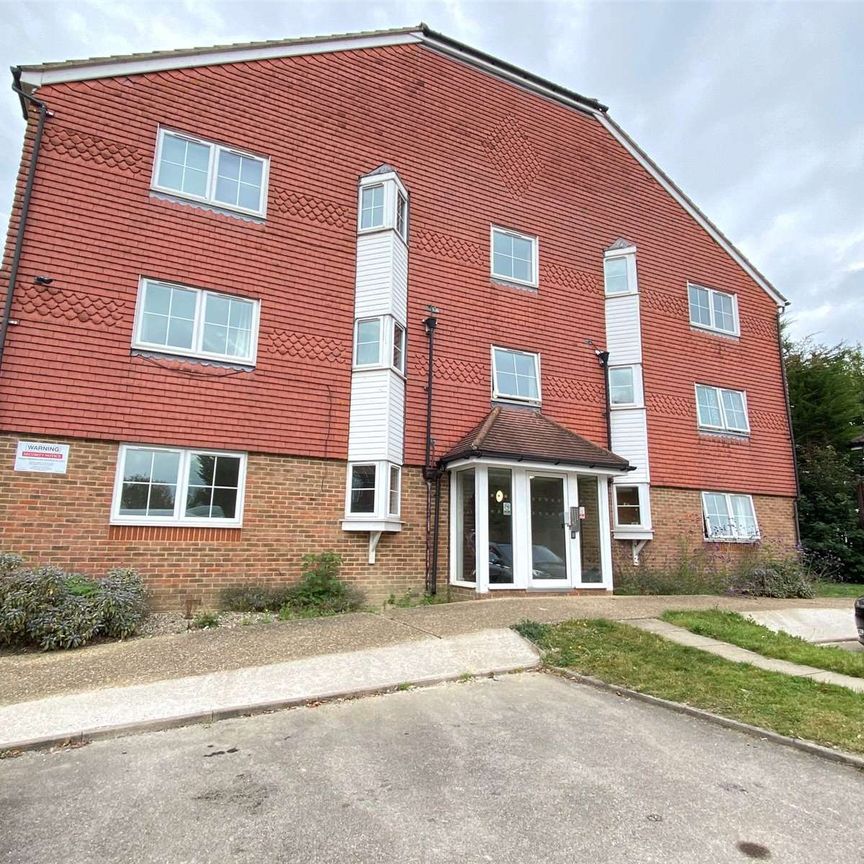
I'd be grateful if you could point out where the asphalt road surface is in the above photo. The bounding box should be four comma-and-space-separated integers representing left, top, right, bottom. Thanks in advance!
1, 673, 861, 863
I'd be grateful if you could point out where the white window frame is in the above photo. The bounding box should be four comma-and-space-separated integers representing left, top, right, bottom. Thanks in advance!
358, 183, 386, 231
701, 491, 760, 542
695, 384, 750, 435
357, 172, 410, 240
151, 127, 269, 218
490, 226, 539, 288
687, 282, 740, 336
133, 278, 260, 365
346, 463, 378, 515
491, 345, 542, 404
353, 316, 406, 372
612, 483, 652, 532
111, 444, 247, 527
353, 317, 384, 368
608, 365, 642, 408
392, 321, 406, 374
388, 465, 402, 517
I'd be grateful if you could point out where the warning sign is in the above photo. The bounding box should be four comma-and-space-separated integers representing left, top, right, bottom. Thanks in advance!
14, 441, 69, 474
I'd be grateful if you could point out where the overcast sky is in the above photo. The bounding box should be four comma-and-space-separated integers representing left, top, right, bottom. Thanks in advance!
2, 0, 862, 345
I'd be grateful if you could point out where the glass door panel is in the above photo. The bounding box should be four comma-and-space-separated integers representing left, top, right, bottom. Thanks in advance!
455, 470, 476, 583
578, 476, 603, 583
488, 468, 514, 584
529, 475, 568, 582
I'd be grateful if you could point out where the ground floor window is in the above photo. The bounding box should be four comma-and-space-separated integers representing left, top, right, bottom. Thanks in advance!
701, 491, 759, 541
455, 469, 477, 583
112, 444, 246, 527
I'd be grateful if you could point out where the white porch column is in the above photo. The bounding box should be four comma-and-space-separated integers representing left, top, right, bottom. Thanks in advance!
475, 465, 490, 594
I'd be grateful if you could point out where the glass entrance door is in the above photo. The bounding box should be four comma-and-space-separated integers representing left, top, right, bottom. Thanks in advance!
528, 475, 570, 587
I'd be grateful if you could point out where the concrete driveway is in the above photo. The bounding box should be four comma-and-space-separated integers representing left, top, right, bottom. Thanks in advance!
1, 673, 861, 864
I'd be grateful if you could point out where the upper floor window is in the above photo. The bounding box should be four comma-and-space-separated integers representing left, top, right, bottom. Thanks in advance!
695, 384, 749, 434
354, 316, 406, 373
609, 366, 636, 406
134, 279, 259, 365
604, 257, 630, 295
701, 492, 759, 541
153, 129, 268, 217
492, 346, 540, 403
359, 184, 385, 230
396, 192, 408, 241
112, 444, 246, 527
688, 283, 738, 335
491, 227, 538, 287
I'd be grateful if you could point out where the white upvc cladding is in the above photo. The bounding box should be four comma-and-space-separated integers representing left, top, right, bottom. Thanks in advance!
344, 169, 409, 533
604, 244, 653, 537
347, 369, 405, 465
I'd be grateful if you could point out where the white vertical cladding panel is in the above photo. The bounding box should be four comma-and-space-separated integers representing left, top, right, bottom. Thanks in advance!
605, 294, 642, 364
391, 238, 409, 325
355, 232, 396, 319
348, 370, 392, 461
610, 410, 650, 484
387, 374, 406, 464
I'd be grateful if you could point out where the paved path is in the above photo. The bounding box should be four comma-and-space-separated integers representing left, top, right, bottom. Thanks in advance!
1, 674, 860, 864
746, 608, 858, 643
632, 618, 864, 693
0, 630, 538, 752
0, 594, 850, 705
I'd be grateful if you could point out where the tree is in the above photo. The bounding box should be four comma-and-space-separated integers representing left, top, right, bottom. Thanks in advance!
785, 339, 864, 581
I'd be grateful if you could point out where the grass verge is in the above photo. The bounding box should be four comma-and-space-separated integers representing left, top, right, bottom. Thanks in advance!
814, 582, 864, 598
515, 618, 864, 755
662, 609, 864, 679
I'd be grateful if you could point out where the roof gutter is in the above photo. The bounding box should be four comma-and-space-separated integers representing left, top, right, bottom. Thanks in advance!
418, 25, 607, 116
0, 73, 51, 376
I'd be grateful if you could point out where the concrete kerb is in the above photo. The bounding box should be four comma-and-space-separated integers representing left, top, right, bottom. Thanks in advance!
551, 667, 864, 772
0, 666, 535, 757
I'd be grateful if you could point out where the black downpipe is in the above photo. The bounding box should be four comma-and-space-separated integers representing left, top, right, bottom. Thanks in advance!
776, 308, 802, 546
596, 350, 612, 450
0, 82, 51, 376
423, 312, 439, 594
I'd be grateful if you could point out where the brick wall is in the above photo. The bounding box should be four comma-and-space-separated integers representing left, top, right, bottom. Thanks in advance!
612, 485, 797, 573
0, 434, 448, 610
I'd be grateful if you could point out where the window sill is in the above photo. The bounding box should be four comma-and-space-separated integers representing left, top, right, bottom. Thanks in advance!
697, 428, 750, 442
110, 518, 242, 529
491, 277, 538, 292
613, 529, 654, 541
150, 189, 266, 222
689, 324, 740, 340
605, 290, 639, 298
131, 348, 256, 371
703, 536, 761, 545
341, 518, 403, 533
491, 396, 542, 408
610, 403, 644, 411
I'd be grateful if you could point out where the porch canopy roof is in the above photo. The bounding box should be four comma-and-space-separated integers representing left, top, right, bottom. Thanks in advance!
439, 406, 630, 472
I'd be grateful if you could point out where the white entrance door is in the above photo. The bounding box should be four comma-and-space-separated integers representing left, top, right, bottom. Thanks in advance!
527, 474, 572, 588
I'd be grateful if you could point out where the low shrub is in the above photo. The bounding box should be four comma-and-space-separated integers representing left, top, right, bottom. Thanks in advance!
282, 553, 365, 615
219, 584, 291, 613
0, 561, 147, 651
512, 618, 551, 647
615, 545, 732, 596
731, 555, 816, 599
192, 610, 220, 629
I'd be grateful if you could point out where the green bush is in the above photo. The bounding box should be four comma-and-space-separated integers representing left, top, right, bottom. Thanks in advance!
0, 562, 147, 651
615, 544, 732, 596
731, 555, 816, 599
281, 553, 365, 615
192, 610, 220, 629
219, 584, 291, 613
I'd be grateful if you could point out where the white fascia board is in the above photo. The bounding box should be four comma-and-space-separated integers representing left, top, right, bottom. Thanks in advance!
595, 113, 788, 308
19, 31, 423, 87
444, 456, 627, 476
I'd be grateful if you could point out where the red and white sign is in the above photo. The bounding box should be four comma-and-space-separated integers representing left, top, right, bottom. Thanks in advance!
14, 441, 70, 474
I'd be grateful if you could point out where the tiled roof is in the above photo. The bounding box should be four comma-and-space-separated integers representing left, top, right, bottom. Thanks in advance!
440, 406, 630, 471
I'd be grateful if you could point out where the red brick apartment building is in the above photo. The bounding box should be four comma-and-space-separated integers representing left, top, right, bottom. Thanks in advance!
0, 26, 798, 607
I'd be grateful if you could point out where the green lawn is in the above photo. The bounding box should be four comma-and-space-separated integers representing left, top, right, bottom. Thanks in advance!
814, 582, 864, 598
516, 618, 864, 755
662, 609, 864, 679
